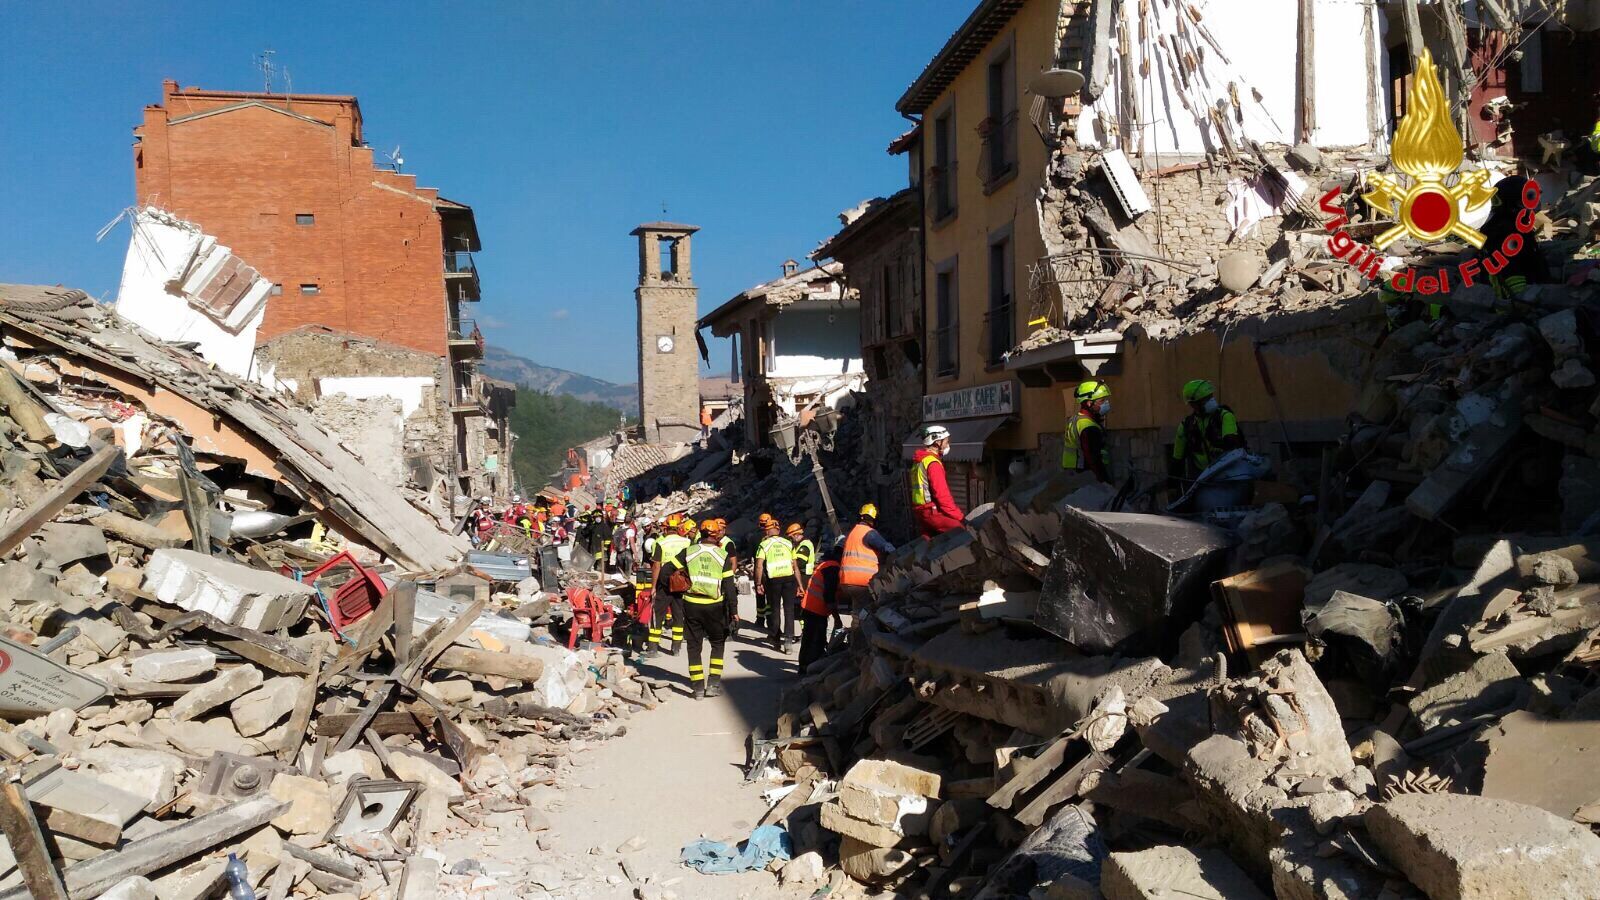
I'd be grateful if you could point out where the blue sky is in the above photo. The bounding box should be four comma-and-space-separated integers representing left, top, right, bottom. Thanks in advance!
0, 2, 967, 384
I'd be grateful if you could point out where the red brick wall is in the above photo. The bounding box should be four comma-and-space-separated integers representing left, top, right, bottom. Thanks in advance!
133, 87, 447, 356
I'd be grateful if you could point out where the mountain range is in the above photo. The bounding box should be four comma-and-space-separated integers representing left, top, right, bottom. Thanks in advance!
480, 345, 637, 412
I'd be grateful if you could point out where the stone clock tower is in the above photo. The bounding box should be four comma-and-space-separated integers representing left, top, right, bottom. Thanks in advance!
631, 222, 702, 444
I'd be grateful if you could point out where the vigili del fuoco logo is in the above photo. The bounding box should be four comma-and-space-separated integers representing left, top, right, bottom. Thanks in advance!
1319, 49, 1538, 295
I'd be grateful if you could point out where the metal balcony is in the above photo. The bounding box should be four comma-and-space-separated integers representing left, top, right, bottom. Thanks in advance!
448, 316, 484, 357
443, 250, 481, 300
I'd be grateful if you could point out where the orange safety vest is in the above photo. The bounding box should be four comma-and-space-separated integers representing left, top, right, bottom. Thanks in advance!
840, 523, 880, 587
909, 454, 940, 507
801, 559, 841, 615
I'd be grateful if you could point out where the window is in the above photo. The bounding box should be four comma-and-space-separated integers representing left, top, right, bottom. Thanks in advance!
269, 283, 283, 296
934, 259, 959, 378
299, 283, 320, 295
986, 235, 1014, 366
294, 213, 315, 226
985, 48, 1018, 187
932, 107, 957, 221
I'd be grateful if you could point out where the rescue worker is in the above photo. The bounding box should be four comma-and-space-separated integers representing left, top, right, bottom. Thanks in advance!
1062, 380, 1112, 483
1167, 379, 1246, 495
755, 512, 801, 652
752, 513, 779, 628
712, 519, 740, 630
1576, 91, 1600, 175
910, 424, 965, 538
787, 523, 815, 583
839, 504, 896, 612
1378, 275, 1442, 332
661, 525, 731, 699
797, 542, 842, 671
649, 515, 693, 656
1478, 174, 1550, 312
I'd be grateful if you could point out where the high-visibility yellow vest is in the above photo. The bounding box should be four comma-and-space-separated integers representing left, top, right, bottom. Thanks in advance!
683, 544, 728, 604
793, 539, 816, 577
909, 454, 940, 506
757, 535, 795, 578
654, 534, 690, 567
1061, 413, 1106, 471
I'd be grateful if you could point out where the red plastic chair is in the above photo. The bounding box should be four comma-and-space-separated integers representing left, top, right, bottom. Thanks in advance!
565, 587, 616, 648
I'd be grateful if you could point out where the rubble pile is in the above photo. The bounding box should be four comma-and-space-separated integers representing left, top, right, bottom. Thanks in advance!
754, 409, 1600, 898
0, 286, 666, 897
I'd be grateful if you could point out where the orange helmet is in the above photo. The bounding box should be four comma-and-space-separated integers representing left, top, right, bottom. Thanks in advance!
784, 522, 804, 539
677, 517, 697, 536
703, 518, 727, 537
758, 512, 778, 531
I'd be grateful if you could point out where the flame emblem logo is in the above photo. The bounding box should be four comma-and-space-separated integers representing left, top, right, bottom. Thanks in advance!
1363, 50, 1495, 249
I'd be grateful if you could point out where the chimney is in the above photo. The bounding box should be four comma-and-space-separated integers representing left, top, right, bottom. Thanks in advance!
782, 259, 799, 277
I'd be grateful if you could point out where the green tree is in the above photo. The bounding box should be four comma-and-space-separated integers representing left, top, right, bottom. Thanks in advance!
508, 389, 628, 487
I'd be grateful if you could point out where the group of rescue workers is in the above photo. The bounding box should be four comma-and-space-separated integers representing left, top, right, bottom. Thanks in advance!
618, 505, 894, 698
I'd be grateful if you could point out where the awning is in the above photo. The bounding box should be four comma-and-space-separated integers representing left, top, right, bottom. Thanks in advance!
902, 416, 1011, 462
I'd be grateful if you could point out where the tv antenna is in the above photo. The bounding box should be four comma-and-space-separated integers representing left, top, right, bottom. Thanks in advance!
255, 49, 276, 93
381, 146, 405, 172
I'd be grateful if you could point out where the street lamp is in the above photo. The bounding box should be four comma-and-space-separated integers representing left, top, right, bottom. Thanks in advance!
768, 408, 842, 537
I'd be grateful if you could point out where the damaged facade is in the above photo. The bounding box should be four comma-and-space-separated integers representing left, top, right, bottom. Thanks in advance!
127, 80, 510, 507
699, 260, 866, 449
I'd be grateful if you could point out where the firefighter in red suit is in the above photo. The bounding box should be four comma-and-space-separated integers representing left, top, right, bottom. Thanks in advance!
910, 425, 965, 538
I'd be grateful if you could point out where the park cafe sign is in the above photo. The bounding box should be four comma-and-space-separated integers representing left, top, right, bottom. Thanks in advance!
923, 380, 1017, 422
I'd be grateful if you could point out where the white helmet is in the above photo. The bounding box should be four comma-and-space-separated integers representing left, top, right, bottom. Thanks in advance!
479, 496, 491, 504
512, 494, 522, 502
923, 424, 951, 446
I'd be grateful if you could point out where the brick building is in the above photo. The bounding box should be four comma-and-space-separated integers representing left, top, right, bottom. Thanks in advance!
132, 80, 507, 506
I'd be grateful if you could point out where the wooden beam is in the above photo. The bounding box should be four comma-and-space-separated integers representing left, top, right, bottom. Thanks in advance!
399, 598, 487, 685
391, 580, 416, 669
433, 646, 545, 682
313, 709, 435, 738
277, 645, 325, 764
1297, 0, 1316, 144
0, 363, 55, 443
988, 733, 1076, 810
0, 779, 68, 900
1401, 0, 1425, 65
1015, 749, 1113, 826
332, 683, 396, 754
0, 445, 118, 558
0, 796, 287, 900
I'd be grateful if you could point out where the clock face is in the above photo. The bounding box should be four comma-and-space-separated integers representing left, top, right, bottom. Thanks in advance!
656, 335, 675, 353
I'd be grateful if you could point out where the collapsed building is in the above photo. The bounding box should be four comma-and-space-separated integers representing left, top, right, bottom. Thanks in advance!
126, 80, 513, 509
0, 283, 665, 897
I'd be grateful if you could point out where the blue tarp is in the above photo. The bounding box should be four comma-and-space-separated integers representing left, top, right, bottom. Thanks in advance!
680, 825, 792, 874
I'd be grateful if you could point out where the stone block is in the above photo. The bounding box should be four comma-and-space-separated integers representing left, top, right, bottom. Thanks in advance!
1101, 845, 1267, 900
75, 746, 185, 808
839, 758, 942, 798
836, 834, 915, 883
269, 772, 334, 835
130, 647, 217, 683
230, 676, 299, 736
28, 766, 148, 845
1365, 794, 1600, 899
143, 548, 315, 631
821, 799, 907, 849
32, 522, 108, 567
1036, 509, 1231, 652
171, 664, 264, 722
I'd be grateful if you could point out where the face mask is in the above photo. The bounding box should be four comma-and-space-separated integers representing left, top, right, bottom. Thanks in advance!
1098, 400, 1112, 417
1203, 398, 1219, 414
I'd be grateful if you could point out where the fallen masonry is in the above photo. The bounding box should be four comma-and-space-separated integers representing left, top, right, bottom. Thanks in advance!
0, 284, 675, 897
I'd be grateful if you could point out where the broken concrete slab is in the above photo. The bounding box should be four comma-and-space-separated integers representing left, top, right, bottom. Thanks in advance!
1037, 509, 1231, 652
1100, 845, 1267, 900
831, 758, 942, 839
229, 676, 299, 737
1366, 794, 1600, 899
74, 746, 185, 809
170, 665, 264, 722
129, 647, 217, 683
1480, 710, 1600, 821
1215, 649, 1355, 777
30, 522, 108, 568
26, 766, 148, 846
1407, 651, 1526, 732
268, 772, 334, 836
1303, 563, 1407, 610
143, 548, 315, 632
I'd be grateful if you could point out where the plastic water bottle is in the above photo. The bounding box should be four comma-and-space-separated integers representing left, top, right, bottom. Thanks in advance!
224, 853, 254, 900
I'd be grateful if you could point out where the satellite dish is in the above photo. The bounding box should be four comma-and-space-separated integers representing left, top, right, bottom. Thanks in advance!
1028, 68, 1085, 99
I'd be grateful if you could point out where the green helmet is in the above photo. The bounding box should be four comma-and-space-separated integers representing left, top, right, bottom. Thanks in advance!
1074, 380, 1110, 403
1181, 379, 1215, 403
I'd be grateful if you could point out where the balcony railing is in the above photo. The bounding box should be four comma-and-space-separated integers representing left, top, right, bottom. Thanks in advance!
448, 317, 485, 354
444, 250, 477, 276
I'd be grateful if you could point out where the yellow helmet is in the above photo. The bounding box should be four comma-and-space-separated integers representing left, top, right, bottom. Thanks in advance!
665, 513, 682, 528
784, 522, 804, 538
1075, 380, 1110, 403
677, 517, 697, 536
859, 503, 879, 520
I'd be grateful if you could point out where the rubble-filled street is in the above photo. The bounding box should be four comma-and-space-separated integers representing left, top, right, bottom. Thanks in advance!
7, 0, 1600, 898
